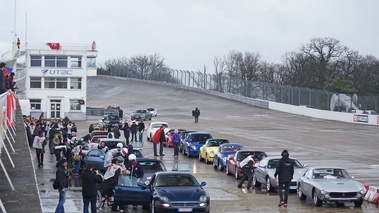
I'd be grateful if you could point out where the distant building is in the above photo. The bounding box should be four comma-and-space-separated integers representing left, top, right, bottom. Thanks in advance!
22, 43, 98, 120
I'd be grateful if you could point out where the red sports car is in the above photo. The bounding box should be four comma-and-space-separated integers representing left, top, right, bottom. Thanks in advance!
164, 128, 186, 147
226, 150, 268, 180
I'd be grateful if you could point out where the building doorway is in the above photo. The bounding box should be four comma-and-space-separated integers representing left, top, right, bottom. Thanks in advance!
50, 100, 61, 119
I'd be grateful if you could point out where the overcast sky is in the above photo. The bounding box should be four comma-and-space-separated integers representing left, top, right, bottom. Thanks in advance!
1, 0, 378, 72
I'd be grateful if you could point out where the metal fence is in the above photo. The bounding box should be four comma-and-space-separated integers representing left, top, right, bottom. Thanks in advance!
107, 69, 379, 112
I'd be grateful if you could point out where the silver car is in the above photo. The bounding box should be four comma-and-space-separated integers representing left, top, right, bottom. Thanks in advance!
297, 166, 366, 207
253, 156, 305, 192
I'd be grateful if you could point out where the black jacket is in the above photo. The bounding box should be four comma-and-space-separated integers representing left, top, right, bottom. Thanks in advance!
137, 122, 145, 132
56, 165, 67, 190
81, 169, 103, 197
274, 156, 294, 183
123, 124, 130, 137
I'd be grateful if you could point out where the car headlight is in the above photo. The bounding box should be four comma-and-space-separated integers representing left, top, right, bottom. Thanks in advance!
160, 196, 169, 203
320, 188, 327, 195
210, 151, 215, 155
191, 145, 196, 150
360, 188, 366, 194
199, 195, 207, 202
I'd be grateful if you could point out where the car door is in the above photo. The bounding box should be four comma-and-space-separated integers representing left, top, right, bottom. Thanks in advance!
301, 169, 313, 197
115, 176, 151, 206
83, 149, 105, 170
255, 158, 268, 183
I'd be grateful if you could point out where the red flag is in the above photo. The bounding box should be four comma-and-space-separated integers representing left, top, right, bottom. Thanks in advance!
46, 42, 61, 50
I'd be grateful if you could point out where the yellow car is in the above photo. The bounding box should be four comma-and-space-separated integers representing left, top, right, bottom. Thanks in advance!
199, 139, 230, 164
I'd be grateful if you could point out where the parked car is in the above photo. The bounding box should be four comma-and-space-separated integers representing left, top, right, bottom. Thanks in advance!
182, 132, 213, 157
199, 139, 230, 164
164, 128, 186, 147
114, 172, 210, 212
297, 166, 366, 207
253, 156, 305, 192
131, 109, 152, 121
83, 148, 145, 172
226, 150, 268, 180
104, 114, 123, 129
88, 122, 106, 133
138, 159, 167, 182
213, 143, 244, 171
146, 108, 158, 117
146, 122, 169, 141
89, 130, 108, 142
179, 130, 196, 153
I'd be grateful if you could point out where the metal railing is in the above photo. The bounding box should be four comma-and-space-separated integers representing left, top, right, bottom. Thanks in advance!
107, 69, 379, 112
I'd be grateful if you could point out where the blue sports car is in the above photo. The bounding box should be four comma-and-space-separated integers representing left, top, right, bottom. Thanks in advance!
114, 172, 210, 212
213, 143, 244, 171
182, 132, 213, 157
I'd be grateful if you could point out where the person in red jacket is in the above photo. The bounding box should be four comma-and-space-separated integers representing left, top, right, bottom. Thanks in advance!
151, 126, 166, 156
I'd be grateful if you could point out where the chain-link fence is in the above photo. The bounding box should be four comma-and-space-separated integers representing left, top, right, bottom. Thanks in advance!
107, 69, 379, 113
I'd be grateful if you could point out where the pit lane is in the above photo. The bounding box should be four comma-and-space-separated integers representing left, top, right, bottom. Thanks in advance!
38, 76, 379, 212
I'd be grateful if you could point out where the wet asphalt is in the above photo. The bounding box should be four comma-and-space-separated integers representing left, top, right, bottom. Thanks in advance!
10, 76, 379, 213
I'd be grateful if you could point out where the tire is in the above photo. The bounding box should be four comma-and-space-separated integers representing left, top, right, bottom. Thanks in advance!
313, 189, 323, 207
266, 176, 275, 192
253, 173, 261, 187
218, 160, 224, 172
199, 152, 203, 161
297, 185, 306, 200
226, 163, 230, 175
235, 167, 240, 180
96, 190, 103, 210
354, 200, 363, 207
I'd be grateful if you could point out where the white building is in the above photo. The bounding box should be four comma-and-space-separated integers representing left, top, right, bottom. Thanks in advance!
18, 42, 98, 120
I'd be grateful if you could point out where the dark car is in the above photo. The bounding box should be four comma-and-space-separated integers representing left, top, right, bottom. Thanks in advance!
104, 114, 123, 129
213, 143, 244, 171
135, 159, 167, 182
83, 148, 145, 172
182, 132, 213, 157
179, 130, 196, 153
131, 109, 152, 121
114, 172, 210, 212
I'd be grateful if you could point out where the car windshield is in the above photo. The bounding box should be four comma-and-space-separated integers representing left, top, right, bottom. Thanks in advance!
103, 140, 125, 149
237, 151, 267, 161
208, 139, 229, 147
221, 145, 243, 152
107, 115, 119, 120
118, 176, 139, 187
136, 110, 146, 113
267, 159, 303, 169
139, 161, 166, 172
190, 134, 212, 142
312, 168, 350, 179
147, 108, 154, 111
155, 174, 199, 187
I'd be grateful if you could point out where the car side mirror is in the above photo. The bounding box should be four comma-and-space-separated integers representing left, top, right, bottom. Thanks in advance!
200, 182, 206, 187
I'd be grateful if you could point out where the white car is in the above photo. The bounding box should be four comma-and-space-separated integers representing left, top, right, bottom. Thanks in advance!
146, 121, 169, 141
146, 108, 158, 117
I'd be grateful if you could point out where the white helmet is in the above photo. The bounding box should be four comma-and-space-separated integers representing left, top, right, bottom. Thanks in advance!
116, 143, 123, 148
128, 154, 137, 161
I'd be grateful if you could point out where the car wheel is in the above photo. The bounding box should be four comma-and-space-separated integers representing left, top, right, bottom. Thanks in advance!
266, 176, 275, 192
235, 167, 240, 180
253, 173, 261, 187
226, 163, 230, 175
199, 153, 203, 161
313, 189, 323, 207
354, 200, 363, 207
297, 185, 306, 200
96, 190, 103, 210
218, 160, 224, 171
205, 155, 209, 164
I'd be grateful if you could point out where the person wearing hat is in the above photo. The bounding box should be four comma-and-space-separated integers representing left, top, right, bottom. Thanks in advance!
274, 150, 294, 207
55, 157, 68, 213
130, 121, 138, 142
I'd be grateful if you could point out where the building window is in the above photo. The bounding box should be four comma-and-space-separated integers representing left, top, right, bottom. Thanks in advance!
44, 56, 68, 67
70, 56, 82, 68
30, 77, 42, 88
70, 99, 81, 110
87, 57, 96, 68
30, 56, 42, 67
30, 99, 41, 110
45, 77, 68, 89
57, 56, 68, 67
70, 78, 82, 89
